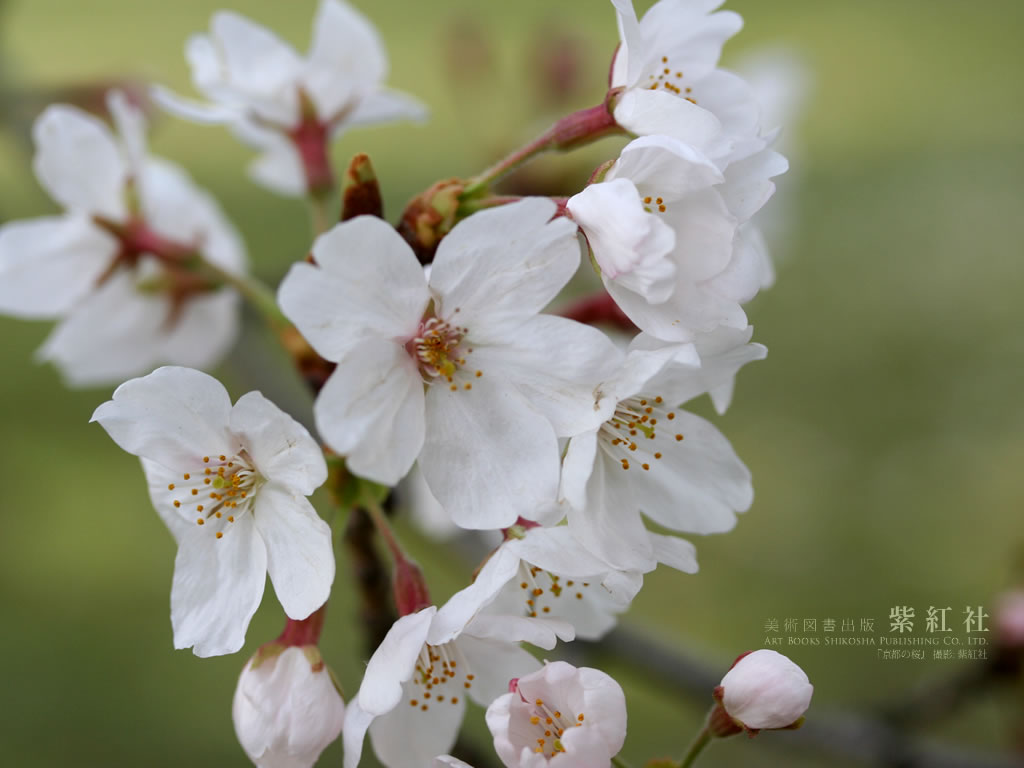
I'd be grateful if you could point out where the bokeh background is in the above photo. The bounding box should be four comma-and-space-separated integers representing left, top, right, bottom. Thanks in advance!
1, 0, 1022, 766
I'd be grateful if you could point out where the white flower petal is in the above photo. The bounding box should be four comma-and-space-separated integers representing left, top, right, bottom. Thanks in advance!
465, 613, 574, 651
347, 88, 428, 127
230, 391, 326, 494
0, 215, 116, 318
32, 105, 127, 220
254, 487, 334, 620
302, 0, 386, 118
637, 0, 742, 83
248, 138, 307, 198
278, 216, 429, 362
610, 134, 724, 197
613, 89, 724, 156
155, 288, 242, 373
357, 607, 436, 715
141, 456, 204, 543
626, 410, 751, 534
314, 340, 425, 486
106, 90, 148, 175
368, 678, 466, 768
647, 532, 698, 573
429, 545, 521, 646
428, 198, 579, 336
455, 634, 542, 705
569, 180, 676, 302
209, 11, 303, 125
420, 377, 560, 530
91, 365, 235, 469
470, 315, 622, 436
342, 699, 375, 768
560, 431, 598, 512
170, 511, 267, 657
152, 83, 239, 124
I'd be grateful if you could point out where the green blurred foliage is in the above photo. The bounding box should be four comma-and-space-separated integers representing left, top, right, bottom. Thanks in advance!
0, 0, 1022, 766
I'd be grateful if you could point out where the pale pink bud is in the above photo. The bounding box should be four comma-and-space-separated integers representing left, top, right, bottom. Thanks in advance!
995, 590, 1024, 648
232, 645, 345, 768
718, 649, 813, 730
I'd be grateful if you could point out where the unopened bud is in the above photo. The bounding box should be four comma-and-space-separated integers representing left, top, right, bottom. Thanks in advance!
714, 649, 813, 733
394, 555, 432, 616
232, 644, 345, 768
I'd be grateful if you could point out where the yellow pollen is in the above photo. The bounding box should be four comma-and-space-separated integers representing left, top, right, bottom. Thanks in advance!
183, 473, 190, 480
464, 383, 472, 390
643, 196, 652, 204
654, 452, 662, 459
576, 593, 583, 599
464, 682, 471, 688
410, 700, 418, 707
191, 489, 198, 496
566, 580, 574, 586
215, 512, 222, 518
543, 606, 550, 613
475, 370, 482, 377
450, 384, 457, 391
676, 434, 684, 441
173, 501, 180, 508
167, 483, 175, 490
578, 714, 585, 721
424, 692, 431, 699
219, 455, 226, 461
659, 204, 666, 212
204, 478, 211, 485
537, 739, 545, 746
655, 396, 663, 403
530, 716, 540, 725
215, 532, 223, 539
466, 674, 474, 680
667, 412, 675, 420
554, 711, 561, 718
228, 516, 235, 522
642, 463, 650, 471
621, 459, 630, 470
451, 697, 458, 704
196, 518, 204, 526
203, 456, 209, 463
536, 699, 544, 706
629, 443, 637, 451
655, 198, 663, 205
197, 505, 204, 512
545, 730, 551, 737
421, 705, 428, 711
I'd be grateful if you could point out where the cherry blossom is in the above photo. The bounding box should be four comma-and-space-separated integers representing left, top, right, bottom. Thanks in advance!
561, 329, 764, 571
480, 524, 695, 641
609, 0, 764, 166
233, 645, 345, 768
717, 649, 813, 730
342, 580, 574, 768
0, 92, 245, 386
278, 198, 620, 530
154, 0, 425, 196
91, 366, 334, 657
486, 661, 627, 768
568, 134, 785, 342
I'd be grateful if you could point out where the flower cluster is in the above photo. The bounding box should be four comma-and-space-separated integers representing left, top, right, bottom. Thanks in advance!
1, 1, 815, 767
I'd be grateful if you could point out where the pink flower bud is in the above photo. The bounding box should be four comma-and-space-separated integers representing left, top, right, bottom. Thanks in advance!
718, 649, 813, 730
232, 645, 345, 768
995, 590, 1024, 648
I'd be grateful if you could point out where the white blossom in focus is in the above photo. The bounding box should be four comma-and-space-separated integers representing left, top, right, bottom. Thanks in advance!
0, 92, 245, 386
233, 645, 345, 768
480, 524, 695, 641
278, 199, 621, 530
561, 329, 764, 571
91, 366, 334, 657
486, 661, 627, 768
568, 134, 785, 342
154, 0, 425, 196
342, 578, 574, 768
718, 649, 813, 730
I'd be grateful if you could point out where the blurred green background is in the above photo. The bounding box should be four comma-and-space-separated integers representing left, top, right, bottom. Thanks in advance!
1, 0, 1022, 766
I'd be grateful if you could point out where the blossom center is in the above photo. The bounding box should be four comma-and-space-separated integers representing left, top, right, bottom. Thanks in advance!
598, 394, 683, 472
167, 451, 263, 539
645, 54, 697, 104
405, 641, 472, 712
409, 316, 483, 392
516, 562, 592, 618
513, 690, 585, 757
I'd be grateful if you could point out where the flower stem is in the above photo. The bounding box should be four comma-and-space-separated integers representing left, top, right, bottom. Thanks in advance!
200, 258, 289, 332
679, 723, 712, 768
308, 194, 332, 237
462, 101, 623, 197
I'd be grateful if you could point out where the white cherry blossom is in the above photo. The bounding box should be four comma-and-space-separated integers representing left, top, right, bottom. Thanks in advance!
0, 92, 245, 386
567, 134, 785, 342
278, 198, 621, 530
342, 577, 574, 768
233, 645, 345, 768
718, 649, 813, 730
91, 366, 334, 657
154, 0, 425, 196
609, 0, 764, 166
480, 524, 695, 641
561, 329, 764, 571
486, 661, 627, 768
